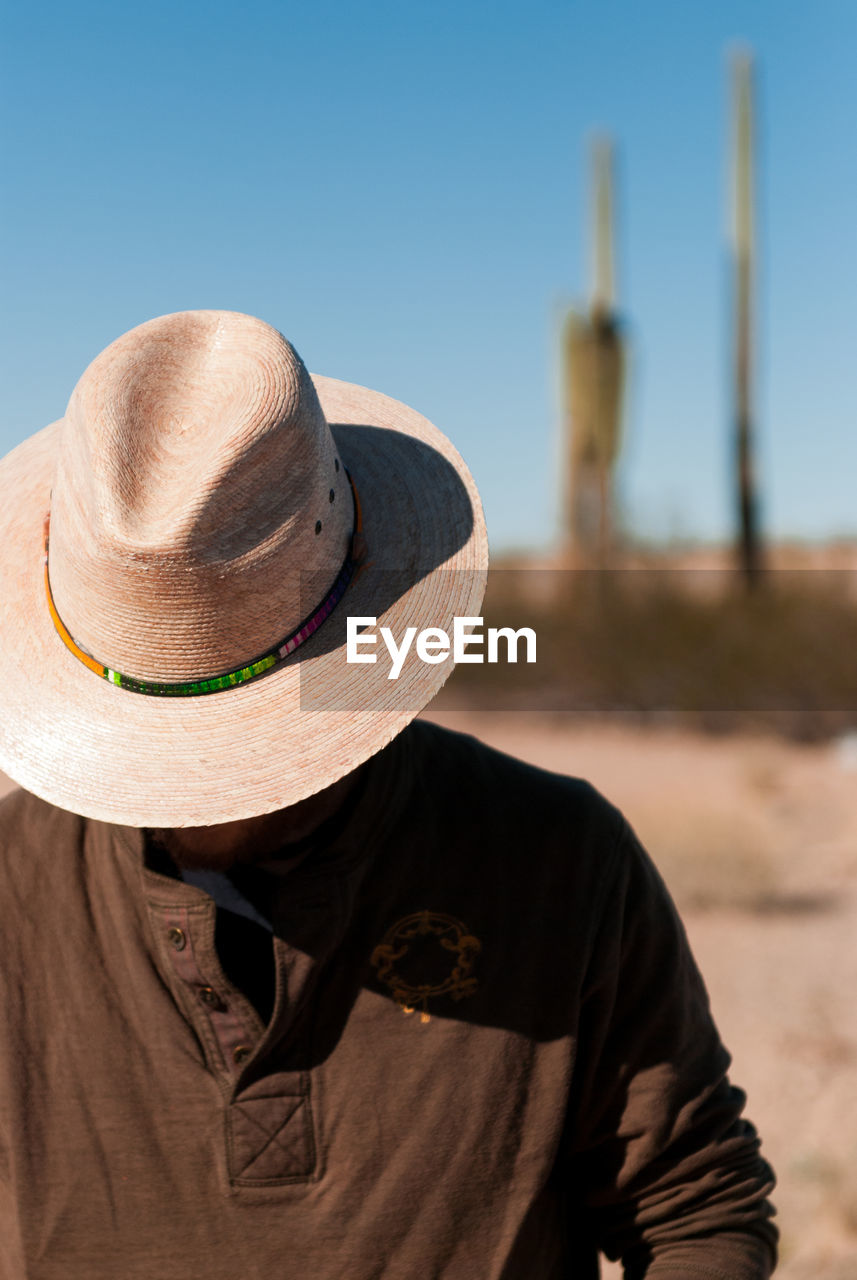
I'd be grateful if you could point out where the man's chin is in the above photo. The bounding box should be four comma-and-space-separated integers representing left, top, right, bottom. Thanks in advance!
148, 827, 259, 872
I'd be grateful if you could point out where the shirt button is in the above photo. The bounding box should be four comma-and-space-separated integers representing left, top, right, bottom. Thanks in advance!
167, 926, 187, 951
233, 1044, 252, 1065
197, 986, 224, 1009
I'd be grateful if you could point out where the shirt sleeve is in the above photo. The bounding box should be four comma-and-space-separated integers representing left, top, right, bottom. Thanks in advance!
563, 817, 778, 1278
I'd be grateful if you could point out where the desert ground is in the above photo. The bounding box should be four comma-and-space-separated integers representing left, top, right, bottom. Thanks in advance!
3, 715, 856, 1278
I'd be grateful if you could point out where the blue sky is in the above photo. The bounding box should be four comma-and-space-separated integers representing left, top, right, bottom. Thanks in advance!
1, 1, 855, 550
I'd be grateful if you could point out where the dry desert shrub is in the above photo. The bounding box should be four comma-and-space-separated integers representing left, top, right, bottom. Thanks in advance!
629, 804, 777, 912
445, 567, 857, 739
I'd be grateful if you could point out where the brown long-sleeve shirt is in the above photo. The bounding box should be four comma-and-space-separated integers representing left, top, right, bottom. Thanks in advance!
0, 721, 776, 1277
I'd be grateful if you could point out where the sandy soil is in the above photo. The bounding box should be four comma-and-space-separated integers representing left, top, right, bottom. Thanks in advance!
3, 716, 856, 1277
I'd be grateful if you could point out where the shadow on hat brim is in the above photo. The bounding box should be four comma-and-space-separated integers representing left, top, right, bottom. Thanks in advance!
0, 374, 488, 826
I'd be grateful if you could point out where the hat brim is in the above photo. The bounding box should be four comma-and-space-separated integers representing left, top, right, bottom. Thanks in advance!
0, 375, 488, 826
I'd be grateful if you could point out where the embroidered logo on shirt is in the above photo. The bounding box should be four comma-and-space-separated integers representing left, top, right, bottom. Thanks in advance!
370, 910, 481, 1024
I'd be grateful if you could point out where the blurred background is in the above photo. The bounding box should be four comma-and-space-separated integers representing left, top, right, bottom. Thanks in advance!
2, 1, 856, 1275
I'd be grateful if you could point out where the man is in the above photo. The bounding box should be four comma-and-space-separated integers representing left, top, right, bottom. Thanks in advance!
0, 311, 776, 1278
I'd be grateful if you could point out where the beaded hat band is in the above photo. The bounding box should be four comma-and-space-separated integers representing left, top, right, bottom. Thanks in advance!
44, 473, 365, 698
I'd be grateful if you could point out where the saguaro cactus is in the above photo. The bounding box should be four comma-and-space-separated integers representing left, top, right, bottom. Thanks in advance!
562, 138, 626, 564
731, 50, 763, 586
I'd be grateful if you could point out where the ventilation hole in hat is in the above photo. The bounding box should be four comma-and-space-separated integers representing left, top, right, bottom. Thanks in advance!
329, 489, 335, 503
334, 458, 340, 472
315, 521, 322, 535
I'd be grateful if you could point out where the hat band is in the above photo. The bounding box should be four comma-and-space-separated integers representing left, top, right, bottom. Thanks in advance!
43, 474, 364, 698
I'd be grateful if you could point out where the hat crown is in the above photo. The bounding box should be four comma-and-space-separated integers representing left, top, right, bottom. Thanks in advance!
49, 311, 352, 681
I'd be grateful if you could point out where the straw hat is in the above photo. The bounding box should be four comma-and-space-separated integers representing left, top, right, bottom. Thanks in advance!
0, 311, 487, 826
